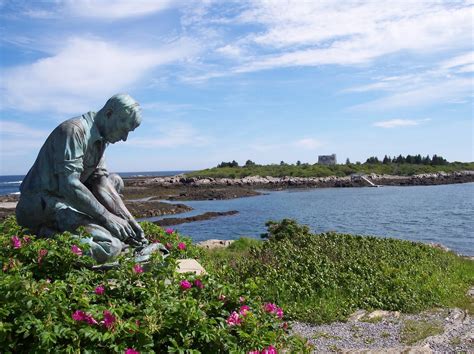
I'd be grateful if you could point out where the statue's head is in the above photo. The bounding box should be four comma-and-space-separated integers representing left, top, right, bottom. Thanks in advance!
100, 94, 142, 144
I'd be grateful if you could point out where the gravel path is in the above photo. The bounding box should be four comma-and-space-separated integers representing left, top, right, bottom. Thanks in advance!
291, 308, 473, 352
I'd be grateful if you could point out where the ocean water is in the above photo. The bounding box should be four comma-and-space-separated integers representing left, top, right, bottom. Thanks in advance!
2, 173, 472, 256
146, 183, 474, 256
0, 171, 190, 196
0, 175, 24, 195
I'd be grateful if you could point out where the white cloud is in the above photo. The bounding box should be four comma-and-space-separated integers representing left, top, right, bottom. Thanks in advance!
63, 0, 174, 19
1, 37, 200, 114
220, 2, 474, 73
373, 119, 428, 129
0, 121, 49, 138
345, 50, 474, 110
126, 122, 209, 148
216, 44, 243, 58
293, 138, 323, 150
355, 78, 472, 111
0, 121, 50, 156
440, 51, 474, 69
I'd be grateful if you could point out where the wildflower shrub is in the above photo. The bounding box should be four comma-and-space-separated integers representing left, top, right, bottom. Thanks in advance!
0, 217, 308, 352
202, 219, 474, 324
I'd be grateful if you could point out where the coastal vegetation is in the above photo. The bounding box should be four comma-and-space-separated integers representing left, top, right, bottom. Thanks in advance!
187, 155, 474, 179
0, 218, 308, 352
200, 219, 474, 324
1, 217, 472, 351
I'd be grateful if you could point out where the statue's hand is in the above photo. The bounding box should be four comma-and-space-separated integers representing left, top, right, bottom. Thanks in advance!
129, 219, 148, 246
104, 213, 136, 243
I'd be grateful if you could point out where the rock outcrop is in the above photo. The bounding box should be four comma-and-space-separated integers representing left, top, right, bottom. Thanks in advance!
126, 171, 474, 189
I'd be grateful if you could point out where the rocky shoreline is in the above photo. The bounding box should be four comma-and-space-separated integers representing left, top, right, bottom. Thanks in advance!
126, 170, 474, 190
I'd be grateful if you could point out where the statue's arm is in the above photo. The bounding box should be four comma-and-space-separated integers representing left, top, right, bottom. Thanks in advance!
89, 175, 134, 219
89, 175, 146, 244
57, 173, 136, 242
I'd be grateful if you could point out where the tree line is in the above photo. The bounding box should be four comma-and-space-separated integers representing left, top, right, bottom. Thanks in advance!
365, 154, 448, 166
217, 154, 449, 168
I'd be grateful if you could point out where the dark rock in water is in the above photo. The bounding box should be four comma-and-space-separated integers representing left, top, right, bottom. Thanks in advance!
125, 200, 192, 219
153, 210, 239, 226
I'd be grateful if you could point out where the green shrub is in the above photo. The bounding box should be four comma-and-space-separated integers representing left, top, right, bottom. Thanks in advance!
202, 219, 474, 324
187, 162, 474, 179
0, 218, 309, 353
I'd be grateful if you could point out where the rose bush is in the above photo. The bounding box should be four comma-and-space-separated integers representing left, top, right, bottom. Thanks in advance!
0, 217, 309, 352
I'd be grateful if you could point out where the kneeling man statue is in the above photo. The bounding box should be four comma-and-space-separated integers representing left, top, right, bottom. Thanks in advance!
17, 94, 150, 263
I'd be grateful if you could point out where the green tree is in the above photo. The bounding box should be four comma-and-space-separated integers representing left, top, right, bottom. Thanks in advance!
366, 156, 380, 164
395, 155, 405, 164
245, 160, 256, 167
432, 154, 447, 165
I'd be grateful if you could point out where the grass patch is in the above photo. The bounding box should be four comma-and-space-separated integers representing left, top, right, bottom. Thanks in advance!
361, 315, 383, 323
187, 162, 474, 179
400, 319, 444, 345
450, 337, 461, 346
200, 219, 474, 324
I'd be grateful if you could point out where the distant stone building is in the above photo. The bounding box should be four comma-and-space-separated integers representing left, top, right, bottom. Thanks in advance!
318, 154, 337, 165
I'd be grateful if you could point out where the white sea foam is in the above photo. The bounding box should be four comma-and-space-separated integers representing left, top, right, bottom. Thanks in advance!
1, 180, 22, 184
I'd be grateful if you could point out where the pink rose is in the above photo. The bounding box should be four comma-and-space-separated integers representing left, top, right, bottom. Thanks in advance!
193, 279, 204, 289
125, 349, 140, 354
72, 310, 86, 322
262, 345, 277, 354
165, 228, 174, 234
71, 244, 83, 256
95, 285, 105, 295
180, 280, 192, 290
103, 310, 116, 329
72, 310, 98, 325
125, 349, 139, 354
276, 307, 284, 319
239, 305, 250, 316
133, 264, 144, 274
226, 311, 242, 326
177, 242, 186, 250
263, 303, 277, 313
11, 236, 21, 249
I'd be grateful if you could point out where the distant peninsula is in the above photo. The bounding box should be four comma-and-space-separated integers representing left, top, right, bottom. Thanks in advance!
186, 154, 474, 179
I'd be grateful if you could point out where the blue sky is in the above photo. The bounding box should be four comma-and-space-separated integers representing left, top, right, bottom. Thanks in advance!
0, 0, 473, 175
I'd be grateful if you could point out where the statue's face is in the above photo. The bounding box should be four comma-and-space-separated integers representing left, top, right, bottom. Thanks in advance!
104, 110, 140, 144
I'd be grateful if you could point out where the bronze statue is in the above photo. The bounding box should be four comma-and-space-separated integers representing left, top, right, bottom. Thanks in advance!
16, 94, 151, 263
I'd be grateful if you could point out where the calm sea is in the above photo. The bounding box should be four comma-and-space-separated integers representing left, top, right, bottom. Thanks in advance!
0, 171, 190, 195
145, 183, 474, 256
2, 174, 472, 256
